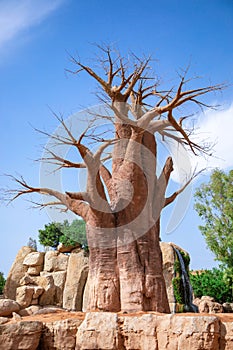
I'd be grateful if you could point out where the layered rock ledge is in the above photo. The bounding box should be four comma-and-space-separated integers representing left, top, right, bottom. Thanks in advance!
0, 311, 232, 350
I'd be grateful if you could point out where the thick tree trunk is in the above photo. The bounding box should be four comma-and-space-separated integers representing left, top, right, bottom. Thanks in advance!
117, 219, 170, 313
85, 211, 120, 311
71, 101, 170, 314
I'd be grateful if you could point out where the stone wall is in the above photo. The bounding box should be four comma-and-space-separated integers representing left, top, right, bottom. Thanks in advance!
0, 312, 232, 350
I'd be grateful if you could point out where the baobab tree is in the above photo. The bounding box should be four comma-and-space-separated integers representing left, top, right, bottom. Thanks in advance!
7, 46, 224, 313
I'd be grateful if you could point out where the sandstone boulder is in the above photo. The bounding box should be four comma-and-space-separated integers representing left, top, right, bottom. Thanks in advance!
44, 251, 69, 272
63, 248, 88, 310
18, 273, 55, 306
57, 242, 81, 253
23, 251, 44, 267
19, 273, 34, 285
0, 298, 20, 316
37, 274, 56, 306
40, 317, 83, 349
119, 313, 158, 349
16, 286, 34, 308
33, 286, 44, 299
223, 302, 233, 313
194, 296, 224, 313
53, 271, 67, 306
41, 271, 67, 307
76, 312, 119, 350
0, 320, 42, 350
164, 314, 220, 350
15, 285, 43, 308
160, 242, 176, 312
4, 246, 35, 299
27, 265, 43, 275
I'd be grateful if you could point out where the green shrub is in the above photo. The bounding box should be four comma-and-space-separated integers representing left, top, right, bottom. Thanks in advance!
39, 222, 62, 249
59, 220, 87, 248
0, 272, 5, 294
38, 220, 87, 250
190, 268, 232, 304
172, 276, 183, 304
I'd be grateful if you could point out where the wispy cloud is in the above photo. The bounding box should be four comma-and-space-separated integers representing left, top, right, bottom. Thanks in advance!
162, 103, 233, 184
0, 0, 64, 51
194, 103, 233, 171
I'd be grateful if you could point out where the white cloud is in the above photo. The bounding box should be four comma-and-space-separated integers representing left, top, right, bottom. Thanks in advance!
0, 0, 64, 51
194, 103, 233, 170
164, 103, 233, 184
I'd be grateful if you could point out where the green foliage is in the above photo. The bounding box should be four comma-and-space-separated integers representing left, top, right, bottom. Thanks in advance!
39, 222, 62, 249
194, 169, 233, 271
180, 251, 190, 270
59, 220, 87, 248
38, 220, 87, 249
27, 237, 37, 251
172, 276, 183, 304
0, 272, 5, 294
190, 268, 232, 304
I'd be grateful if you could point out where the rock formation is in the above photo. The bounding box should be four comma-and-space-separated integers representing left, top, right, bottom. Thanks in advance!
1, 244, 232, 349
194, 296, 224, 313
0, 299, 20, 317
4, 243, 180, 313
3, 246, 35, 300
0, 312, 232, 350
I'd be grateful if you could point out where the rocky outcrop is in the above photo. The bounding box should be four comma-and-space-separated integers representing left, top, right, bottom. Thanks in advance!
0, 312, 232, 349
44, 251, 69, 272
0, 320, 42, 350
194, 296, 224, 313
0, 299, 20, 316
40, 317, 83, 349
223, 302, 233, 313
16, 285, 44, 308
23, 251, 45, 276
63, 248, 89, 311
4, 246, 35, 299
160, 242, 176, 312
76, 312, 119, 349
6, 244, 230, 315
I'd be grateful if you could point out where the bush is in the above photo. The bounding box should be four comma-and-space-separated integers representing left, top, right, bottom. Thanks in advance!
0, 272, 5, 294
190, 268, 232, 304
60, 220, 87, 248
38, 220, 87, 250
39, 222, 62, 249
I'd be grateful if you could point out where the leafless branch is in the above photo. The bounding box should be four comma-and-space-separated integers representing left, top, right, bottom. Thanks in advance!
164, 168, 205, 207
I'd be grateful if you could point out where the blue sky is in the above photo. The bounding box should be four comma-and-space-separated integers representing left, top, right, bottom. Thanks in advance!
0, 0, 233, 276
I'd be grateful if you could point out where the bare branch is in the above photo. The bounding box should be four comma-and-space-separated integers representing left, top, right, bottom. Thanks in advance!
68, 54, 111, 95
40, 149, 86, 170
5, 174, 89, 220
164, 168, 204, 207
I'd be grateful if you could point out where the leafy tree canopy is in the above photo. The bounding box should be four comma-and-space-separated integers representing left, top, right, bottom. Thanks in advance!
38, 219, 86, 249
194, 169, 233, 272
